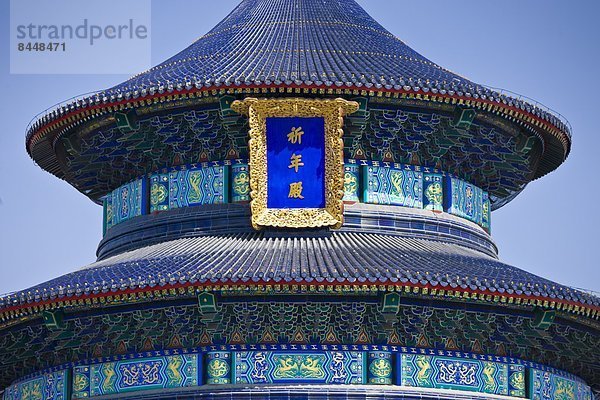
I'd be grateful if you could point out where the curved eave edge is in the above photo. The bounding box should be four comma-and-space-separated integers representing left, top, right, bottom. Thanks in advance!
26, 84, 571, 176
0, 281, 598, 329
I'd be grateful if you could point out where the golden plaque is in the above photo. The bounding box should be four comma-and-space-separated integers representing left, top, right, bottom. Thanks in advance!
231, 98, 359, 230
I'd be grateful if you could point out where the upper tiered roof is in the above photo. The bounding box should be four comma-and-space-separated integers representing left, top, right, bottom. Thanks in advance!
109, 0, 488, 94
102, 0, 568, 140
26, 0, 571, 205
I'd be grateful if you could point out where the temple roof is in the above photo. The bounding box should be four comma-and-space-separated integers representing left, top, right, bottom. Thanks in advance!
2, 231, 598, 313
25, 0, 572, 204
100, 0, 569, 135
111, 0, 479, 94
2, 203, 597, 322
100, 0, 556, 133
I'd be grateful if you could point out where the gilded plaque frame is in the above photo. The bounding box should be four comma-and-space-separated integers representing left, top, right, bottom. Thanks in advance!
231, 98, 358, 230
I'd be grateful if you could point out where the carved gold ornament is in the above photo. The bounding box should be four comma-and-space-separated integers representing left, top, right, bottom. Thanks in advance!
231, 98, 358, 230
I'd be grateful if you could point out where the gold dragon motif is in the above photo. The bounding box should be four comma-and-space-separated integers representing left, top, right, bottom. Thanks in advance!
166, 356, 184, 384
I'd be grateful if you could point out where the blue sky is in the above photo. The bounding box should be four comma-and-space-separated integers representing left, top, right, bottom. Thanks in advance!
0, 0, 598, 295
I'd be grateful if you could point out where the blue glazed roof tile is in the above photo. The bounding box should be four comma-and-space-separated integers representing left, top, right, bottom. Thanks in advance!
65, 0, 565, 137
1, 232, 597, 309
110, 0, 468, 95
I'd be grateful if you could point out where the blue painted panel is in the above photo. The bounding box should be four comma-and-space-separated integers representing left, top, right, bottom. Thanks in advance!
446, 177, 484, 225
266, 117, 325, 209
423, 173, 443, 211
150, 173, 170, 212
231, 163, 250, 202
367, 351, 392, 385
169, 166, 228, 208
508, 364, 526, 398
482, 191, 491, 232
363, 165, 423, 208
233, 351, 364, 384
399, 354, 516, 397
529, 368, 592, 400
72, 353, 201, 398
102, 195, 113, 235
206, 351, 231, 385
343, 164, 360, 202
111, 178, 145, 225
3, 369, 69, 400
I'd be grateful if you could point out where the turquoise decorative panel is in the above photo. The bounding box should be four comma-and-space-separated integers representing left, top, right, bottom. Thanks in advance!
399, 354, 515, 396
343, 164, 360, 202
482, 191, 491, 232
111, 178, 146, 226
102, 196, 113, 236
233, 351, 364, 384
446, 177, 484, 225
529, 368, 593, 400
423, 173, 443, 211
72, 353, 201, 398
367, 351, 392, 385
509, 364, 526, 398
169, 166, 228, 208
103, 160, 493, 231
231, 163, 250, 202
363, 165, 423, 208
206, 351, 231, 384
3, 369, 69, 400
150, 173, 170, 212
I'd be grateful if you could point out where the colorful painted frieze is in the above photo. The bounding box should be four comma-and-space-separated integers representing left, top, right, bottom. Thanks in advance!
231, 163, 250, 202
367, 351, 392, 385
169, 166, 229, 208
72, 353, 201, 398
399, 354, 518, 397
3, 369, 69, 400
482, 191, 491, 232
233, 351, 365, 384
111, 178, 147, 226
343, 164, 360, 202
206, 351, 231, 384
363, 165, 423, 208
509, 364, 526, 398
445, 177, 484, 225
106, 161, 494, 233
102, 195, 113, 235
423, 173, 444, 211
529, 368, 593, 400
150, 172, 170, 212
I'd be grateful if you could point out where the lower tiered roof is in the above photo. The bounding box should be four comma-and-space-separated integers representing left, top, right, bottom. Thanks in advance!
1, 205, 597, 322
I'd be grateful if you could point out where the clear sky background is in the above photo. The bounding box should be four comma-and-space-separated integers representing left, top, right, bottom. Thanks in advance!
0, 0, 598, 295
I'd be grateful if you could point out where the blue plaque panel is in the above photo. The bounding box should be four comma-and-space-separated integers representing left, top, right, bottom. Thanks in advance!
111, 178, 146, 226
399, 354, 514, 396
102, 195, 114, 235
266, 117, 325, 209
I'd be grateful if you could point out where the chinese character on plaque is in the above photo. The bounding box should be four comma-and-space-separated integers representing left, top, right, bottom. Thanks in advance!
231, 98, 358, 229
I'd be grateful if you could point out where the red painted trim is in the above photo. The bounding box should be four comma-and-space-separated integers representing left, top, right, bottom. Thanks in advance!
2, 280, 598, 317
